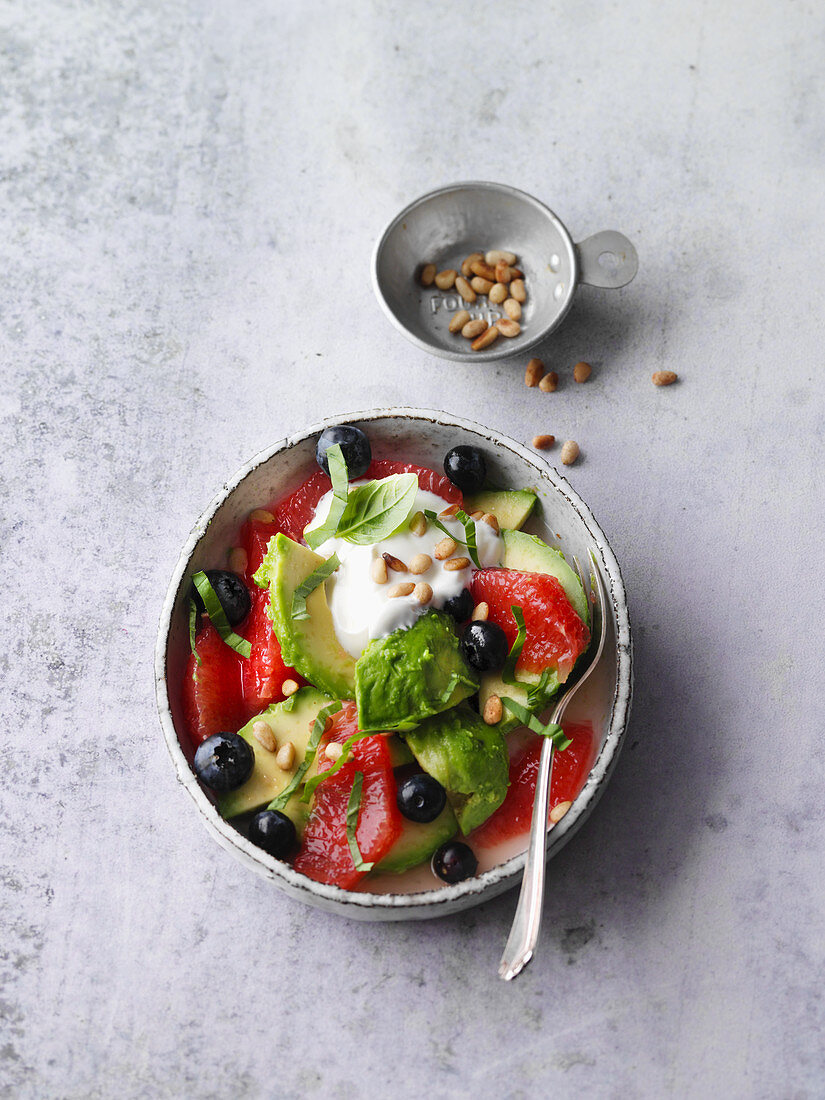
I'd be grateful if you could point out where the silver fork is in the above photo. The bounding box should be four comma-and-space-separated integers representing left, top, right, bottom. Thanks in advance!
498, 552, 608, 981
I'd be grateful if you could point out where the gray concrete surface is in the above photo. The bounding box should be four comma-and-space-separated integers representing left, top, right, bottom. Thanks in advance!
1, 1, 823, 1097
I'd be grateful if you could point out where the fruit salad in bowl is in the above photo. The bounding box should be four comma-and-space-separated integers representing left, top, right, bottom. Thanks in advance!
155, 410, 631, 920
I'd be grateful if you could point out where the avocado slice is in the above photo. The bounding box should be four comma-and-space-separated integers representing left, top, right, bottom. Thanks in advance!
463, 488, 537, 530
219, 687, 335, 818
387, 736, 415, 768
403, 705, 509, 834
355, 610, 479, 732
267, 533, 356, 699
500, 529, 589, 625
375, 802, 458, 874
478, 668, 560, 734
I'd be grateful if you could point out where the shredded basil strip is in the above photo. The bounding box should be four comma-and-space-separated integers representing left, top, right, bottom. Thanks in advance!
301, 728, 376, 801
455, 508, 481, 568
305, 445, 349, 550
291, 553, 340, 621
527, 667, 557, 709
188, 597, 201, 668
191, 571, 251, 658
499, 696, 571, 751
336, 474, 418, 546
266, 700, 341, 811
501, 605, 526, 685
346, 771, 374, 872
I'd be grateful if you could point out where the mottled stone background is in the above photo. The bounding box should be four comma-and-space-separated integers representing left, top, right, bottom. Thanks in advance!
1, 1, 823, 1097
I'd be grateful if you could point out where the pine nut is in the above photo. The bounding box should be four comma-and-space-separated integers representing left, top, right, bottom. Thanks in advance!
472, 602, 489, 621
228, 547, 248, 575
533, 434, 555, 450
525, 358, 544, 387
371, 557, 388, 584
434, 536, 457, 560
471, 276, 494, 295
539, 370, 559, 392
282, 679, 299, 697
472, 327, 499, 351
462, 319, 487, 339
469, 510, 484, 520
652, 370, 678, 386
250, 509, 275, 523
560, 440, 580, 465
485, 250, 517, 266
382, 552, 407, 572
448, 309, 471, 333
574, 360, 592, 383
419, 263, 436, 287
503, 298, 522, 321
439, 503, 460, 517
461, 252, 483, 278
435, 269, 457, 290
443, 556, 471, 571
324, 742, 342, 762
496, 318, 521, 338
550, 800, 572, 824
413, 582, 433, 605
409, 553, 432, 575
470, 260, 496, 281
388, 582, 415, 598
253, 721, 277, 754
483, 695, 503, 725
489, 282, 508, 304
455, 276, 476, 303
481, 513, 499, 532
510, 278, 527, 303
277, 741, 296, 770
494, 262, 513, 284
410, 511, 427, 537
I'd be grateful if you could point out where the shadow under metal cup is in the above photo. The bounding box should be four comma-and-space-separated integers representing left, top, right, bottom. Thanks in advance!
371, 181, 638, 363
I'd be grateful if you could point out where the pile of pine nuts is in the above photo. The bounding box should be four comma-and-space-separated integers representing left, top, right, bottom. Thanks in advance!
418, 249, 527, 351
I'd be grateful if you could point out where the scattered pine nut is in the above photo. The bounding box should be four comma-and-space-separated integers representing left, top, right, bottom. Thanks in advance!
525, 358, 544, 387
435, 269, 457, 290
471, 276, 494, 295
387, 582, 415, 598
324, 742, 343, 762
472, 602, 489, 621
462, 318, 488, 339
550, 800, 572, 824
449, 309, 471, 333
652, 370, 678, 386
539, 371, 559, 392
462, 252, 483, 278
496, 318, 521, 338
486, 249, 517, 266
560, 440, 580, 465
481, 512, 499, 532
470, 260, 497, 281
443, 556, 471, 571
489, 282, 508, 304
250, 509, 275, 523
277, 741, 296, 770
409, 553, 433, 575
371, 557, 388, 584
533, 434, 555, 450
252, 721, 277, 754
503, 298, 522, 321
455, 276, 476, 303
410, 511, 427, 537
382, 552, 407, 572
282, 679, 299, 697
510, 278, 527, 303
434, 536, 457, 560
574, 360, 592, 383
413, 582, 433, 605
228, 547, 248, 575
483, 695, 503, 725
439, 503, 460, 518
472, 327, 499, 351
419, 264, 436, 288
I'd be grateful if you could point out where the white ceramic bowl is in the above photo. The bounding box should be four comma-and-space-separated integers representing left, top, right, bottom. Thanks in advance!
155, 409, 632, 921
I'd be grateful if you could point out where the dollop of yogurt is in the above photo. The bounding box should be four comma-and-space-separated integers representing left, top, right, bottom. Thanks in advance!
306, 479, 502, 658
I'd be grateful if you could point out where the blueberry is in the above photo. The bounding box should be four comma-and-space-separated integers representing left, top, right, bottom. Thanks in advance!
397, 774, 447, 823
442, 587, 473, 623
248, 810, 297, 860
316, 425, 372, 479
193, 732, 255, 793
460, 620, 509, 671
191, 570, 251, 627
444, 445, 486, 493
432, 841, 478, 884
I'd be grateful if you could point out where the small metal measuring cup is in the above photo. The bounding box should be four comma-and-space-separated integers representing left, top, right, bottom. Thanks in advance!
371, 181, 638, 363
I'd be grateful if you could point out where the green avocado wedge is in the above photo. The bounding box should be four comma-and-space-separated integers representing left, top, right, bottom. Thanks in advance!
462, 488, 537, 531
501, 529, 589, 626
218, 687, 336, 819
478, 669, 560, 735
266, 533, 356, 699
375, 802, 459, 874
355, 611, 478, 732
403, 705, 509, 834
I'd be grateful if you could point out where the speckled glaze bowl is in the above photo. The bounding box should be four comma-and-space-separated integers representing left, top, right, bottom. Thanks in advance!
155, 410, 632, 921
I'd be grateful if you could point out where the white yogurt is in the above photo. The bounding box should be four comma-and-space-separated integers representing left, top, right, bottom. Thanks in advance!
306, 480, 502, 658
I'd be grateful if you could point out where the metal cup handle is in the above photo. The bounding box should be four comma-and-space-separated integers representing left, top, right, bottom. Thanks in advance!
576, 230, 638, 289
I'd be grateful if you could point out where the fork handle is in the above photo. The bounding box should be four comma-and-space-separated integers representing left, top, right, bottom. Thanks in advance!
498, 737, 555, 980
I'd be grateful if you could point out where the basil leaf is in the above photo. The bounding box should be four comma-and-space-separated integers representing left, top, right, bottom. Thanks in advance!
291, 553, 340, 621
266, 700, 341, 811
499, 696, 571, 751
301, 728, 375, 801
188, 597, 201, 668
501, 605, 526, 685
305, 445, 349, 550
336, 473, 418, 546
346, 771, 374, 872
191, 571, 251, 658
526, 668, 559, 709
